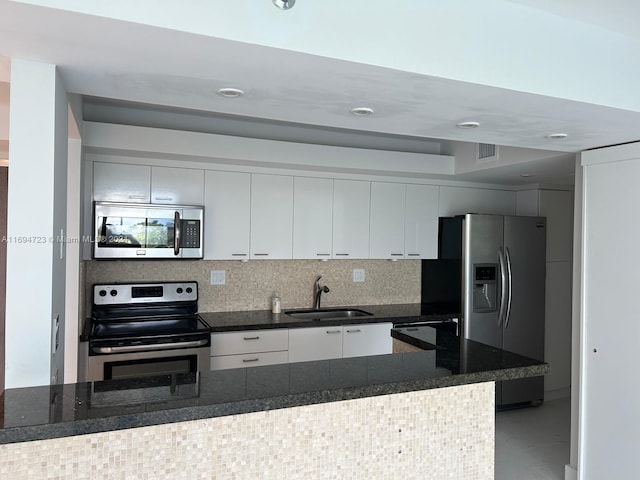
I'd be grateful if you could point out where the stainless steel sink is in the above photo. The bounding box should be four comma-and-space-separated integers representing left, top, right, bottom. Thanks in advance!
285, 308, 373, 320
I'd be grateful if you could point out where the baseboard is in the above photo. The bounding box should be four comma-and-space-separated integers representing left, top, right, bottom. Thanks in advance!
545, 387, 571, 401
564, 464, 577, 480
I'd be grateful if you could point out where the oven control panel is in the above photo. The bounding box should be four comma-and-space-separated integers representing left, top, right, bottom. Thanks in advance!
93, 282, 198, 305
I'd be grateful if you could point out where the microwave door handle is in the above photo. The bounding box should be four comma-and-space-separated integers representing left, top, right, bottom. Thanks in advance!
99, 216, 107, 239
174, 211, 181, 256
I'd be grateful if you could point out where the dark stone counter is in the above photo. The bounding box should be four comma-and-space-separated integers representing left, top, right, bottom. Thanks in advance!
2, 307, 548, 445
200, 303, 460, 331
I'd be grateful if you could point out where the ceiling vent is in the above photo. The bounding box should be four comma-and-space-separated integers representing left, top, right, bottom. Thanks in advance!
476, 143, 498, 163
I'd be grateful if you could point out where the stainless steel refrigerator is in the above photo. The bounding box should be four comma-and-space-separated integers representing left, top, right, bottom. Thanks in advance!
439, 213, 546, 408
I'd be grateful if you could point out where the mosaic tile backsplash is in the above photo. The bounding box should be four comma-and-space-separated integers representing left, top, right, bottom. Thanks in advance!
0, 383, 494, 480
84, 259, 421, 314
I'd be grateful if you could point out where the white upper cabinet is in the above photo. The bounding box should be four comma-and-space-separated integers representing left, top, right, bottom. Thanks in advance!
405, 184, 439, 259
250, 174, 294, 259
369, 182, 406, 259
438, 186, 516, 217
151, 166, 204, 205
93, 162, 151, 203
204, 170, 251, 260
93, 162, 205, 205
293, 177, 333, 259
332, 179, 370, 259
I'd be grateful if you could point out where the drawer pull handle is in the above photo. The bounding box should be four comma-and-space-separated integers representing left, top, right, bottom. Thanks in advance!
316, 253, 330, 256
335, 253, 349, 256
154, 196, 173, 201
232, 253, 247, 257
390, 253, 403, 256
346, 329, 362, 333
243, 336, 260, 340
407, 254, 420, 257
326, 330, 341, 334
243, 358, 259, 363
128, 194, 147, 200
253, 253, 269, 256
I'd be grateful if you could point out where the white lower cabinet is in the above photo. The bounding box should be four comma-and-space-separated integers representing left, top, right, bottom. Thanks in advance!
342, 322, 393, 358
210, 322, 394, 369
288, 326, 343, 363
288, 322, 393, 363
210, 329, 289, 370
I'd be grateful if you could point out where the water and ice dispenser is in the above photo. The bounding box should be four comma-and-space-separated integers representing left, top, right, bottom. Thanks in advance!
472, 264, 498, 312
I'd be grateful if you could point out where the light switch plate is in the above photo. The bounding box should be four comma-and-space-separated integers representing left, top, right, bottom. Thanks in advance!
210, 270, 226, 285
353, 269, 365, 283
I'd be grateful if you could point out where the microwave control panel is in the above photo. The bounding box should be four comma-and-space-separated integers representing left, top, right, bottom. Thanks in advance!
181, 220, 201, 248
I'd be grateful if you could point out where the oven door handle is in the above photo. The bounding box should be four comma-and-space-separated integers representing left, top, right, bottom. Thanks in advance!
174, 210, 181, 256
92, 339, 208, 354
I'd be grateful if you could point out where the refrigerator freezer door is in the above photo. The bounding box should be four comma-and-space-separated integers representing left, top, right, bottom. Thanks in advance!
463, 214, 504, 350
500, 215, 546, 405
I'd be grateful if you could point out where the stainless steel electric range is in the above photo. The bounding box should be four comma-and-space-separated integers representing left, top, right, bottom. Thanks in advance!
87, 281, 211, 382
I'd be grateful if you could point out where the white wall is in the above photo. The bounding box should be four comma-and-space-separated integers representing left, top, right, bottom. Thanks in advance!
20, 0, 640, 113
566, 156, 583, 480
82, 122, 454, 177
579, 142, 640, 478
5, 60, 68, 388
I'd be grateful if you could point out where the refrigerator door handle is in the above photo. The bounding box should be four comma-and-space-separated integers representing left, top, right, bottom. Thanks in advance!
504, 247, 513, 328
498, 247, 508, 327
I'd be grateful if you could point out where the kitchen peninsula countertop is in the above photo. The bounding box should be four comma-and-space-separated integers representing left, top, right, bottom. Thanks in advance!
3, 307, 548, 445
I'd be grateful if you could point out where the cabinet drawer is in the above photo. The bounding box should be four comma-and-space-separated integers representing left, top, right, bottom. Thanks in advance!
210, 351, 289, 371
210, 329, 289, 356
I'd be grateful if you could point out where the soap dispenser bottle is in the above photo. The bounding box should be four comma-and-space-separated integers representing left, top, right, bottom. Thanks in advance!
272, 293, 282, 314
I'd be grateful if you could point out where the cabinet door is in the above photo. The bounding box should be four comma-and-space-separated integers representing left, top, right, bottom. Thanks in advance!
151, 166, 204, 205
288, 327, 343, 363
343, 323, 393, 358
438, 186, 515, 216
405, 184, 439, 259
93, 162, 151, 203
204, 171, 250, 260
369, 182, 406, 259
332, 180, 370, 259
250, 174, 294, 259
293, 177, 333, 259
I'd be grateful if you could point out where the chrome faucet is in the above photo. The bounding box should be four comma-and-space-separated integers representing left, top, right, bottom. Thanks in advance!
313, 275, 330, 309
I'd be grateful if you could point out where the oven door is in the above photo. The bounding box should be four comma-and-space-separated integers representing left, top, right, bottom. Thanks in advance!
87, 347, 210, 381
93, 202, 203, 259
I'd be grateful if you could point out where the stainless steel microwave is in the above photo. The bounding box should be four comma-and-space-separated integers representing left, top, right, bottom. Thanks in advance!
93, 202, 204, 259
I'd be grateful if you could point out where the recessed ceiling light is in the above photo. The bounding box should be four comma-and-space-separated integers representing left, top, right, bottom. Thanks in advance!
545, 133, 568, 140
350, 107, 374, 116
216, 88, 245, 98
456, 121, 480, 129
273, 0, 295, 10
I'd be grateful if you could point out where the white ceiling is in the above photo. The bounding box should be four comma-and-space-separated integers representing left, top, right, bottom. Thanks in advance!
2, 0, 640, 185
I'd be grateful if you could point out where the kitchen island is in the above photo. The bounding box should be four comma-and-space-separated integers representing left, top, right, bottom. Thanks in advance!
1, 308, 548, 479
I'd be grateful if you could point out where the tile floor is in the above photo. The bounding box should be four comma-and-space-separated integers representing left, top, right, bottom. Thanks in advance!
495, 396, 571, 480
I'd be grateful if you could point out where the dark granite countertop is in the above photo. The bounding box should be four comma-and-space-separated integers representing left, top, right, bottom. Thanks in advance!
1, 320, 548, 445
201, 303, 460, 332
